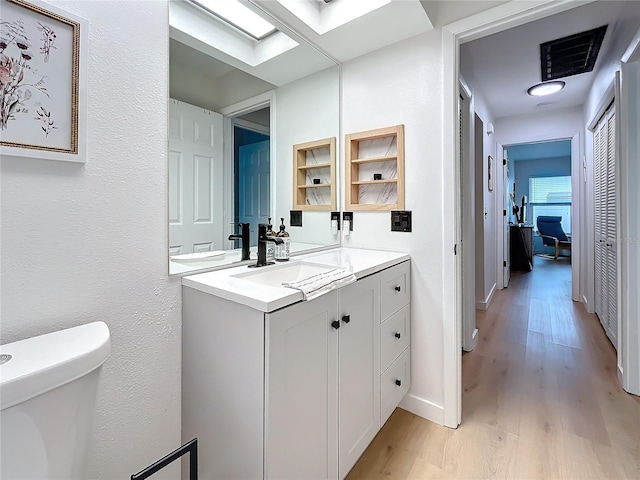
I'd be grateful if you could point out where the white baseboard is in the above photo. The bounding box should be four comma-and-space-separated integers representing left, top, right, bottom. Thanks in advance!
475, 283, 496, 311
399, 393, 445, 426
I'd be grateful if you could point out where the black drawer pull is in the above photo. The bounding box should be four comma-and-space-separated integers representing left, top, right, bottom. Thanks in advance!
331, 320, 340, 330
342, 315, 351, 324
395, 332, 401, 339
395, 379, 402, 387
394, 285, 401, 292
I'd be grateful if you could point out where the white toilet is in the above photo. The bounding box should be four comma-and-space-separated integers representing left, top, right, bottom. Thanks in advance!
0, 321, 111, 479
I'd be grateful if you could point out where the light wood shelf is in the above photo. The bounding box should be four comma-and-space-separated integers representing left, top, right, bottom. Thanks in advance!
298, 183, 331, 189
293, 137, 336, 211
297, 163, 332, 171
350, 155, 398, 165
346, 125, 405, 211
351, 179, 398, 186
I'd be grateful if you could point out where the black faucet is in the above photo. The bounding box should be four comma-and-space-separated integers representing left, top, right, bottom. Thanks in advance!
228, 223, 251, 261
251, 223, 283, 268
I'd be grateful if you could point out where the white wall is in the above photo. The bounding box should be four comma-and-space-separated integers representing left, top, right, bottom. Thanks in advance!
495, 107, 583, 146
341, 30, 448, 422
583, 8, 640, 395
218, 69, 276, 109
459, 52, 497, 307
274, 67, 340, 247
169, 59, 274, 112
0, 2, 181, 478
473, 100, 497, 303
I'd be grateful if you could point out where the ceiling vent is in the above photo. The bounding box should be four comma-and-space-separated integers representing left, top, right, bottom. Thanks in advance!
540, 25, 607, 81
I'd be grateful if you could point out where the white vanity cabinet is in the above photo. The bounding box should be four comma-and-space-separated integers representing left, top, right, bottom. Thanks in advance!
379, 262, 411, 426
182, 258, 410, 480
266, 273, 381, 480
265, 290, 339, 480
336, 274, 381, 479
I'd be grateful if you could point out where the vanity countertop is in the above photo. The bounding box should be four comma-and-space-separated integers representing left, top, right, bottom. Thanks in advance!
182, 247, 410, 312
170, 241, 327, 275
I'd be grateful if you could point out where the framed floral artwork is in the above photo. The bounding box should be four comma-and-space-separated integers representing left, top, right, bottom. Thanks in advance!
487, 154, 494, 191
0, 0, 87, 162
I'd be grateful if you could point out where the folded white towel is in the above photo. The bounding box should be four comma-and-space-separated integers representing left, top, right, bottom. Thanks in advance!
282, 268, 357, 300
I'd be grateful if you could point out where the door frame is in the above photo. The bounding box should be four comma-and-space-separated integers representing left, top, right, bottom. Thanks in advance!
443, 0, 591, 428
619, 30, 640, 395
219, 91, 276, 248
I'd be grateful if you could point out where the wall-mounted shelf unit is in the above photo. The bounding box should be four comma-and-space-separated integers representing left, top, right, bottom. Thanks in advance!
346, 125, 404, 211
293, 137, 336, 211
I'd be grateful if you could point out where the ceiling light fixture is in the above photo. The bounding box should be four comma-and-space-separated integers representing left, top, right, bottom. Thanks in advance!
527, 81, 565, 97
190, 0, 277, 40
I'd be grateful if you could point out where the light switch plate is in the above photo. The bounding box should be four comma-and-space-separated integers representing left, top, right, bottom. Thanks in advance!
290, 210, 302, 227
342, 212, 353, 231
391, 211, 412, 232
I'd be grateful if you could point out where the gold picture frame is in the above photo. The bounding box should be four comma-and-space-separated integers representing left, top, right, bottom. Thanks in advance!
0, 0, 87, 162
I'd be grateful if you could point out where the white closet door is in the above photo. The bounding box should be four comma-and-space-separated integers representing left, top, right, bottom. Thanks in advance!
594, 120, 605, 322
168, 100, 224, 254
593, 104, 618, 348
605, 107, 618, 344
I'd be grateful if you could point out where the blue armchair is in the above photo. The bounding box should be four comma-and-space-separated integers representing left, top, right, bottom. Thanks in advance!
536, 216, 571, 260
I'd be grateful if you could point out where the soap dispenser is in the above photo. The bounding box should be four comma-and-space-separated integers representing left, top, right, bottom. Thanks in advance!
265, 218, 276, 262
275, 218, 290, 262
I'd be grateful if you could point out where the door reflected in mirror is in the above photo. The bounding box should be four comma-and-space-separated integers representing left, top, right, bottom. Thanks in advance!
168, 1, 340, 275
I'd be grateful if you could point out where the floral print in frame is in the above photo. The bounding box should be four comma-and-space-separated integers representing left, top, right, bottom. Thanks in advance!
0, 0, 81, 157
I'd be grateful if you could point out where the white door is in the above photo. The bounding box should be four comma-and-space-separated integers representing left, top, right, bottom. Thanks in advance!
238, 140, 270, 246
168, 100, 223, 255
502, 145, 511, 287
605, 107, 618, 345
338, 275, 380, 479
266, 291, 339, 480
594, 116, 606, 323
594, 105, 618, 346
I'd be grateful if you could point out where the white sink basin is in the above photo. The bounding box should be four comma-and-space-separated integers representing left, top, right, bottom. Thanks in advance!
232, 261, 338, 289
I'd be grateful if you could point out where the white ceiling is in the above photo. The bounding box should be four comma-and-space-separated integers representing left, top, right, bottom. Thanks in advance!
170, 0, 509, 86
253, 0, 434, 63
419, 1, 510, 28
460, 1, 640, 119
171, 0, 640, 118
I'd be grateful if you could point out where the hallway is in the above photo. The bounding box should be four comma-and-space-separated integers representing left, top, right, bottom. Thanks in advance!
347, 257, 640, 479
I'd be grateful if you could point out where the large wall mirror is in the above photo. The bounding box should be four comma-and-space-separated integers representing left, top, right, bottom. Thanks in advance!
168, 0, 340, 275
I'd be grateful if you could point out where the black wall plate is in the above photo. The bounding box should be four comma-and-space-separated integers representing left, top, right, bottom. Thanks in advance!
391, 211, 412, 232
290, 210, 302, 227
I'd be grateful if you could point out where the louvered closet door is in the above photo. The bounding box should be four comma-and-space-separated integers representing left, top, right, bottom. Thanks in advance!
594, 120, 605, 322
593, 104, 617, 348
605, 107, 618, 344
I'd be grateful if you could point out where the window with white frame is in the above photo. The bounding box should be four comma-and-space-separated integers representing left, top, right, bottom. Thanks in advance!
529, 175, 571, 233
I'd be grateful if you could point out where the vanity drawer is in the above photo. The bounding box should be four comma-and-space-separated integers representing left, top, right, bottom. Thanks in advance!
380, 347, 410, 426
380, 304, 410, 373
380, 261, 410, 319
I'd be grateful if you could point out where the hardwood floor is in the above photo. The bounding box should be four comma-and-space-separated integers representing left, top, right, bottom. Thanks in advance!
347, 256, 640, 479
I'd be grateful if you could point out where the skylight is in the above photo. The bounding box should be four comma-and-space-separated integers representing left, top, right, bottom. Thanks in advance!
190, 0, 277, 40
278, 0, 391, 35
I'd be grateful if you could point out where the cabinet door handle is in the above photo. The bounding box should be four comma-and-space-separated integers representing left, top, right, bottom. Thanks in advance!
395, 332, 401, 339
395, 379, 402, 387
394, 285, 401, 292
331, 320, 340, 330
342, 315, 351, 324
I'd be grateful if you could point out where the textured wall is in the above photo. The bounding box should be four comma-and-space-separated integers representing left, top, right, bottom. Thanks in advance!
274, 66, 340, 247
0, 1, 181, 478
341, 30, 447, 422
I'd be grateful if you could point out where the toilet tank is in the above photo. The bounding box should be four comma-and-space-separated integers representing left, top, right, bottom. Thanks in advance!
0, 322, 111, 479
